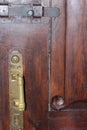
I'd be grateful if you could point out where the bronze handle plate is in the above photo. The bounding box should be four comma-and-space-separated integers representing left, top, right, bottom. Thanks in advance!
9, 50, 25, 130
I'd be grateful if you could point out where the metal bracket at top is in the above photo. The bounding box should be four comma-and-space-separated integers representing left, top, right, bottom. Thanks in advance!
0, 5, 60, 18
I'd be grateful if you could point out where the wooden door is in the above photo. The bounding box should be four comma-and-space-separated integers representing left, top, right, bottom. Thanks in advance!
0, 0, 50, 130
50, 0, 87, 130
1, 0, 87, 130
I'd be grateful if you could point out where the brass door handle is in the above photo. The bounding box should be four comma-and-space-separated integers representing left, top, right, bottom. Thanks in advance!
9, 51, 25, 130
14, 75, 25, 111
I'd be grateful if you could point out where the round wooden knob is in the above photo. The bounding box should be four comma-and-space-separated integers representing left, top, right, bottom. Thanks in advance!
51, 96, 64, 110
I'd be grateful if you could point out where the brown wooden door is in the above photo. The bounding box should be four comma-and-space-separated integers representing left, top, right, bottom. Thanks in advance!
0, 0, 49, 130
50, 0, 87, 130
0, 0, 87, 130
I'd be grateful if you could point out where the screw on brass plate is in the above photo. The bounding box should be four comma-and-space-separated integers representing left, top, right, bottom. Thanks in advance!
11, 55, 20, 63
14, 100, 19, 106
11, 74, 17, 81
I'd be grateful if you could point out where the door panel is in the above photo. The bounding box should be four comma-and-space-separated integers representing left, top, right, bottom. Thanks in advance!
50, 0, 87, 130
49, 111, 87, 130
51, 0, 87, 109
65, 0, 87, 106
0, 0, 49, 128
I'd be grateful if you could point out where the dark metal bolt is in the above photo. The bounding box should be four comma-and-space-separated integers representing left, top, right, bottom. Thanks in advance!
27, 10, 34, 16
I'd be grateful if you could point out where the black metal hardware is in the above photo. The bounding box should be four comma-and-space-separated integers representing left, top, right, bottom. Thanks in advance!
0, 5, 60, 17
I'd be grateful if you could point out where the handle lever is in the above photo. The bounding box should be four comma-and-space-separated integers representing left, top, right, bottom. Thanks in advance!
17, 75, 25, 111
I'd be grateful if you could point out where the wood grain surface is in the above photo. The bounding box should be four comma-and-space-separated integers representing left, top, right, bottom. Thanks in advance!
65, 0, 87, 105
0, 1, 50, 128
0, 0, 87, 130
50, 0, 66, 110
49, 111, 87, 130
50, 0, 87, 130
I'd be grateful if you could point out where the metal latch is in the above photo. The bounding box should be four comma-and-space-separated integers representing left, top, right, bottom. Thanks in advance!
0, 5, 60, 17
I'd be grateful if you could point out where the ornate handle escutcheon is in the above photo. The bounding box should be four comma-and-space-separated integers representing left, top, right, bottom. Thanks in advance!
9, 50, 25, 130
